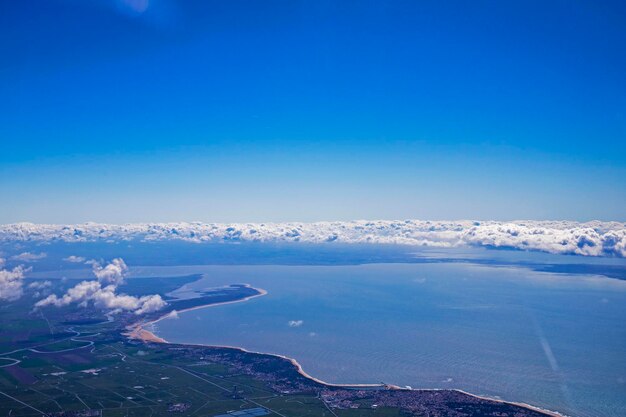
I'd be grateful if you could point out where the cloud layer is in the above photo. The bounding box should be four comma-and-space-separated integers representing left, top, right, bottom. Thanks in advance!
35, 258, 166, 315
1, 220, 625, 257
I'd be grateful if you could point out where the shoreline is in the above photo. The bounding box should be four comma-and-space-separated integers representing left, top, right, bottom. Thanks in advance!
127, 285, 568, 417
125, 284, 268, 342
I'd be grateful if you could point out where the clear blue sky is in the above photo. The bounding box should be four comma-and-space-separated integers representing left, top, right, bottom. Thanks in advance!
1, 0, 625, 223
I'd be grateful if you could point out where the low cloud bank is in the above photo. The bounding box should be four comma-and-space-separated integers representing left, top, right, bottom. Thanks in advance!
35, 258, 166, 315
1, 220, 625, 257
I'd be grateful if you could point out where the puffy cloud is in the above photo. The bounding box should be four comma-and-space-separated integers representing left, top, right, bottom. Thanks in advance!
0, 264, 28, 301
63, 255, 86, 263
36, 280, 101, 308
28, 280, 52, 298
89, 285, 165, 314
35, 259, 166, 315
10, 252, 47, 262
134, 294, 167, 314
92, 258, 128, 285
1, 220, 625, 257
288, 320, 304, 327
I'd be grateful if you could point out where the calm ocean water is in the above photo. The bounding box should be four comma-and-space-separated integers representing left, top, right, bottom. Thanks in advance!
149, 261, 626, 417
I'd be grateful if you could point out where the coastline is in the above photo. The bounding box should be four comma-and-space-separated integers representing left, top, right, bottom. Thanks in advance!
125, 284, 268, 342
127, 285, 568, 417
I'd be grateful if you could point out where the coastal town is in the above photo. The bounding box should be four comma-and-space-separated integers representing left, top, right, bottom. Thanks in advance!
138, 342, 558, 417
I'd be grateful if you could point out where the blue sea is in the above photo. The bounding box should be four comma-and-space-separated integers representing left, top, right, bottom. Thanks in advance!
143, 251, 626, 417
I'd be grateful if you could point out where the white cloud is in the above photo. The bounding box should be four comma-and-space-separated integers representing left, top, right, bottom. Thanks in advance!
28, 280, 52, 298
92, 258, 128, 285
36, 280, 101, 308
0, 220, 625, 257
10, 252, 47, 262
134, 294, 167, 314
28, 280, 52, 290
288, 320, 304, 327
35, 258, 166, 315
164, 310, 179, 320
63, 255, 86, 263
0, 265, 28, 301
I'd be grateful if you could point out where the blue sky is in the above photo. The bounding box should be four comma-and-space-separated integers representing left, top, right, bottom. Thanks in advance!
1, 0, 625, 223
